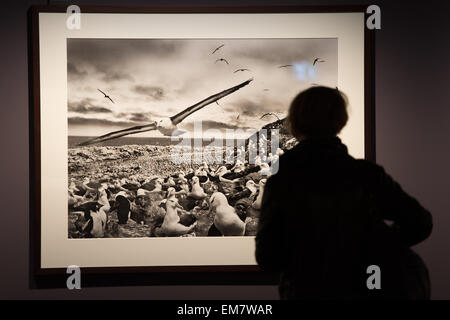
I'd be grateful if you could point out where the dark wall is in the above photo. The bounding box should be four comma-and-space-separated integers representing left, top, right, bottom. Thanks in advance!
0, 0, 449, 299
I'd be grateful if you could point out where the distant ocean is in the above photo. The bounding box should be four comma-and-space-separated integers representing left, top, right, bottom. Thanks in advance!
68, 136, 247, 148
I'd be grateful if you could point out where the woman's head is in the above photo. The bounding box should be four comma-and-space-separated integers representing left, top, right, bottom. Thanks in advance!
287, 86, 348, 139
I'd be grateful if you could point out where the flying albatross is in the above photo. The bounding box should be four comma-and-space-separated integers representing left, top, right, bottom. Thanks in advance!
212, 44, 224, 54
260, 112, 280, 121
215, 58, 229, 65
78, 79, 253, 146
233, 68, 250, 73
97, 89, 114, 104
313, 58, 326, 66
278, 64, 293, 68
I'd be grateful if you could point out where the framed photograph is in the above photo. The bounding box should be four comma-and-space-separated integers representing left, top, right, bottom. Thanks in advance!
29, 5, 374, 281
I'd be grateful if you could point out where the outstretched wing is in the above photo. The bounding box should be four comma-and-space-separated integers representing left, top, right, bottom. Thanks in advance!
78, 122, 157, 146
234, 69, 250, 73
170, 78, 253, 126
97, 89, 106, 96
107, 96, 115, 104
313, 58, 322, 66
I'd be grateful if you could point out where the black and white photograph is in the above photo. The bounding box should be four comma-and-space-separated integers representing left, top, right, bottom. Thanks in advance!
67, 38, 338, 239
31, 8, 375, 276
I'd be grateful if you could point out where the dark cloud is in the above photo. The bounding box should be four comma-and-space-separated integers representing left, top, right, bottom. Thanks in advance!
133, 85, 165, 100
117, 112, 154, 123
128, 113, 152, 122
230, 38, 336, 66
67, 39, 185, 81
68, 99, 112, 114
67, 62, 87, 80
68, 117, 138, 127
68, 39, 183, 62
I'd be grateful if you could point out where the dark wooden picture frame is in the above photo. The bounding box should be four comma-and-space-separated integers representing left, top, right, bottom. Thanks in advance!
28, 5, 375, 288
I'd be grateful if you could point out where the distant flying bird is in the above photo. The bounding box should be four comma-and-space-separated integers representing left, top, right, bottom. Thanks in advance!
215, 58, 229, 65
79, 79, 253, 146
97, 89, 114, 104
236, 113, 240, 120
233, 68, 250, 73
260, 112, 280, 121
313, 58, 326, 66
278, 65, 292, 68
263, 89, 270, 91
212, 44, 224, 54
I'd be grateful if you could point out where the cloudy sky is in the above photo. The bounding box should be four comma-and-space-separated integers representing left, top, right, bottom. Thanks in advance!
67, 38, 337, 138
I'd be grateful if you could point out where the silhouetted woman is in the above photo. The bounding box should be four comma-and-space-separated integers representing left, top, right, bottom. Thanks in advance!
255, 86, 432, 300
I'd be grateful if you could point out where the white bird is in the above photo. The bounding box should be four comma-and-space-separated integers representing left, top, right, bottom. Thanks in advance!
276, 148, 285, 156
90, 209, 107, 237
254, 155, 262, 166
259, 163, 272, 176
245, 180, 258, 198
188, 176, 208, 200
159, 194, 197, 236
79, 79, 253, 146
210, 192, 245, 236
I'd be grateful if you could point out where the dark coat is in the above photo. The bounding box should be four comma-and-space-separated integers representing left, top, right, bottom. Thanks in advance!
255, 137, 432, 299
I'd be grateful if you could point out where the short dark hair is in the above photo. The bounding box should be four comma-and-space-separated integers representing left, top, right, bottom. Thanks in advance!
287, 86, 348, 139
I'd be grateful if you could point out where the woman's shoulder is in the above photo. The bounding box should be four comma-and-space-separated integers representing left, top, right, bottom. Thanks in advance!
353, 158, 387, 175
351, 159, 393, 188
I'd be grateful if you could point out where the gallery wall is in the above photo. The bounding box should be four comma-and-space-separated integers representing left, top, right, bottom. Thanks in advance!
0, 0, 448, 299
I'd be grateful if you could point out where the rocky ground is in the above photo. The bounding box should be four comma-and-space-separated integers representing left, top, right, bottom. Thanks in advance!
68, 118, 298, 238
68, 145, 262, 238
